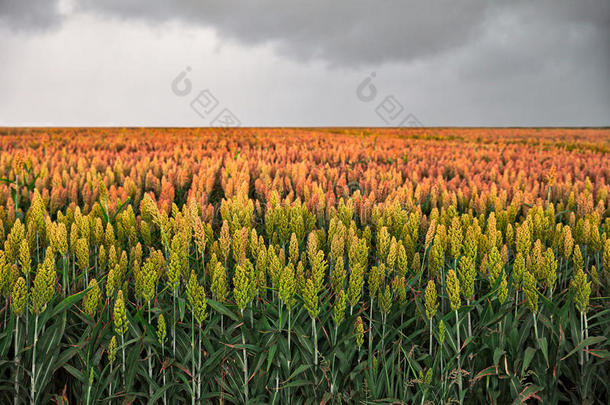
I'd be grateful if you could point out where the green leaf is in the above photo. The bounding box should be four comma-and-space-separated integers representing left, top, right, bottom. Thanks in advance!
511, 384, 542, 404
561, 336, 607, 361
538, 337, 548, 368
266, 344, 278, 372
521, 347, 536, 376
207, 299, 239, 322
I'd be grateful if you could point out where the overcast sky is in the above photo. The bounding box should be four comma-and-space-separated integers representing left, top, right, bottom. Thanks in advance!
0, 0, 609, 126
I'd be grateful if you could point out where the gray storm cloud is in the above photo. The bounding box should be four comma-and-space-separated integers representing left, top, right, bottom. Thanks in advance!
0, 0, 608, 126
2, 0, 606, 67
0, 0, 65, 31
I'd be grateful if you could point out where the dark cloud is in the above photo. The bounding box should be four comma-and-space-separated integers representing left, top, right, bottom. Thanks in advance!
70, 0, 609, 68
0, 0, 608, 126
0, 0, 62, 31
70, 0, 491, 66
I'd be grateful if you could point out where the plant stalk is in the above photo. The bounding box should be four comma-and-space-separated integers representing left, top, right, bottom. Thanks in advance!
467, 299, 472, 338
198, 325, 202, 402
172, 290, 176, 357
148, 302, 153, 398
313, 317, 318, 368
191, 312, 195, 405
584, 312, 589, 362
455, 310, 462, 404
429, 318, 433, 356
31, 314, 38, 405
121, 332, 126, 389
14, 317, 19, 405
241, 309, 248, 402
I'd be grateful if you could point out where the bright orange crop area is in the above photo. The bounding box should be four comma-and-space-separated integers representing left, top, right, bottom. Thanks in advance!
0, 127, 608, 404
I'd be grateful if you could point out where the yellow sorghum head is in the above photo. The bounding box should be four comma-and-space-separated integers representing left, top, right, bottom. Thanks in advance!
333, 289, 346, 326
378, 285, 392, 316
186, 270, 207, 324
267, 247, 282, 289
157, 314, 167, 344
167, 232, 185, 292
194, 285, 208, 325
589, 266, 600, 294
516, 223, 531, 256
449, 217, 463, 259
218, 221, 231, 264
458, 254, 475, 301
0, 258, 7, 299
279, 263, 296, 309
53, 223, 68, 256
429, 234, 444, 278
498, 271, 508, 304
391, 276, 407, 305
589, 224, 601, 253
411, 252, 421, 274
488, 247, 503, 287
231, 227, 248, 265
141, 255, 159, 303
561, 226, 574, 261
376, 226, 391, 264
113, 290, 129, 335
75, 237, 89, 272
329, 230, 345, 267
233, 261, 253, 312
106, 264, 120, 301
98, 244, 107, 271
84, 279, 102, 318
11, 276, 27, 317
104, 222, 116, 252
355, 316, 365, 348
531, 240, 545, 280
310, 249, 327, 293
423, 368, 433, 385
254, 248, 267, 291
396, 243, 408, 279
19, 239, 30, 276
331, 256, 346, 295
439, 320, 446, 345
573, 245, 584, 274
602, 238, 610, 276
31, 251, 55, 315
108, 335, 118, 366
71, 221, 81, 254
424, 280, 438, 320
289, 233, 299, 265
544, 248, 557, 291
505, 224, 515, 250
303, 278, 319, 319
107, 245, 118, 275
211, 262, 228, 303
523, 271, 538, 314
6, 219, 24, 263
93, 217, 104, 246
463, 225, 478, 260
425, 219, 437, 248
571, 267, 591, 313
446, 269, 461, 312
386, 237, 398, 273
512, 252, 525, 290
369, 264, 384, 300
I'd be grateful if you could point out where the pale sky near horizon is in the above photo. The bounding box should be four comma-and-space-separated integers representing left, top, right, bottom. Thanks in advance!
0, 0, 609, 127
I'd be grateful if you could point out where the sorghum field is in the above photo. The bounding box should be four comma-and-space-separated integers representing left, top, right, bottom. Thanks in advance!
0, 127, 608, 404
